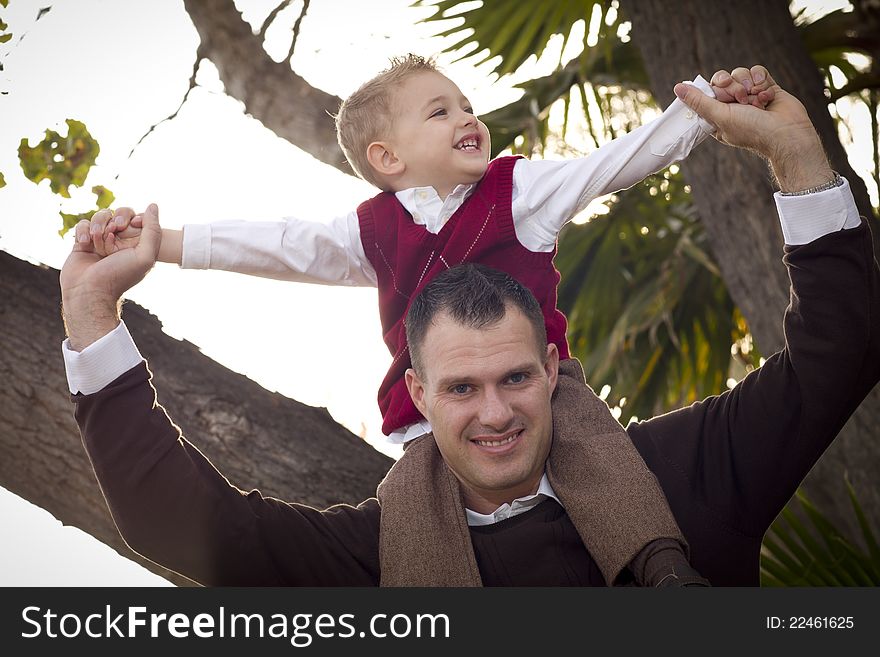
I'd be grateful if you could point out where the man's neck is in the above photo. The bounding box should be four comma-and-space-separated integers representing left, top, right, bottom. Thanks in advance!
462, 476, 543, 515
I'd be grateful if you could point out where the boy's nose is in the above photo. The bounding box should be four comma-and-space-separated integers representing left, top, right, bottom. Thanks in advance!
457, 109, 477, 126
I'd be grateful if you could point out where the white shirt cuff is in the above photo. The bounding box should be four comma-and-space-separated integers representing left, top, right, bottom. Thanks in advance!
685, 75, 716, 135
181, 223, 212, 269
62, 321, 145, 395
774, 177, 861, 245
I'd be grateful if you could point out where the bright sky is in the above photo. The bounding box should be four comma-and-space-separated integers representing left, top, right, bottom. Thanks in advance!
0, 0, 869, 586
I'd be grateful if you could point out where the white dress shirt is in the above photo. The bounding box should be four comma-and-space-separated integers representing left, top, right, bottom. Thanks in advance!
465, 474, 561, 526
181, 77, 718, 289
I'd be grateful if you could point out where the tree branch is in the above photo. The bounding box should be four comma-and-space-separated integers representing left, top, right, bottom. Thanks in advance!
182, 0, 351, 175
286, 0, 310, 63
124, 48, 204, 167
259, 0, 295, 39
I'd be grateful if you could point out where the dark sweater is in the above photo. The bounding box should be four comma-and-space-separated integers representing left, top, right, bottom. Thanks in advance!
73, 220, 880, 586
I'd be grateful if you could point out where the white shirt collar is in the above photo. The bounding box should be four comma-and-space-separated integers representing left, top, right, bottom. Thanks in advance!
394, 183, 476, 233
465, 474, 561, 526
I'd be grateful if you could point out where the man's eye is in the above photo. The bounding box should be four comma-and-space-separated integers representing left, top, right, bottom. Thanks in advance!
508, 373, 527, 384
451, 384, 470, 394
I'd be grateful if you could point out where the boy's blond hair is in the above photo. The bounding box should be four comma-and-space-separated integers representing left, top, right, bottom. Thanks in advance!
336, 54, 439, 189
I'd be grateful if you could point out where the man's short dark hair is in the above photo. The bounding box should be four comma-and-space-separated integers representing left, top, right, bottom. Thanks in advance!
405, 264, 548, 375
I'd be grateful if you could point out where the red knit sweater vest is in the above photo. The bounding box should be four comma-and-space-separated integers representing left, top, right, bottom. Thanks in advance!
358, 155, 571, 435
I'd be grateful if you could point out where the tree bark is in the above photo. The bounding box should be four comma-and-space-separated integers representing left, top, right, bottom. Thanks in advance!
0, 251, 392, 586
625, 0, 880, 541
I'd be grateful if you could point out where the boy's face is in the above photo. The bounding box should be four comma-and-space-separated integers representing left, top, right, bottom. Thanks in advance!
380, 71, 491, 198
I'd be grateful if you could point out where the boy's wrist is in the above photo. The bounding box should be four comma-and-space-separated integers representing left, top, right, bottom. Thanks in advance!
158, 228, 183, 265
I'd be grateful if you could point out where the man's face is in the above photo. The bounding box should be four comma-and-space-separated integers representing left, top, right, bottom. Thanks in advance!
405, 307, 559, 514
380, 71, 491, 198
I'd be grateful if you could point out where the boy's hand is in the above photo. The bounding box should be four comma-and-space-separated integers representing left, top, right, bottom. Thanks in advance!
78, 207, 144, 257
709, 65, 775, 109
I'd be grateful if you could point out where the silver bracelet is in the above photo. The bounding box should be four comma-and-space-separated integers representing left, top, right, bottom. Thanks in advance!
780, 171, 844, 196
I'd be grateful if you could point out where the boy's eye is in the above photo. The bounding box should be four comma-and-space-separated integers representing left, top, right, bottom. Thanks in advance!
464, 107, 474, 114
430, 108, 447, 118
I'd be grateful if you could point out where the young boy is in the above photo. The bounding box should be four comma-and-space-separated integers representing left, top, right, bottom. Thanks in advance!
93, 55, 763, 586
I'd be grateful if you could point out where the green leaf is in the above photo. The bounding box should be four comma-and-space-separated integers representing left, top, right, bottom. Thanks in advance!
766, 512, 842, 585
92, 185, 115, 209
845, 475, 880, 565
0, 33, 11, 43
18, 119, 100, 197
761, 482, 880, 587
0, 171, 5, 188
57, 185, 116, 237
58, 210, 91, 238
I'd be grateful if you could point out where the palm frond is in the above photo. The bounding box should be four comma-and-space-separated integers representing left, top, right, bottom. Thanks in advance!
556, 169, 741, 422
760, 479, 880, 586
413, 0, 608, 77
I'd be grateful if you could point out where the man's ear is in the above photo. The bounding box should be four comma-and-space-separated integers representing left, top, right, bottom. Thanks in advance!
405, 367, 428, 417
544, 343, 559, 395
366, 141, 404, 179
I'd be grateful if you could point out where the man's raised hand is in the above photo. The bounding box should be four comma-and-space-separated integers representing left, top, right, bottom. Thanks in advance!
674, 65, 834, 192
61, 203, 162, 350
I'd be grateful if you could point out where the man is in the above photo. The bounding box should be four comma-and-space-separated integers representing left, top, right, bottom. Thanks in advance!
61, 67, 878, 585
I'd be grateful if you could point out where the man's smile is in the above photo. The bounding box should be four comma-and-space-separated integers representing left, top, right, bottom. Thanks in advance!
471, 428, 523, 452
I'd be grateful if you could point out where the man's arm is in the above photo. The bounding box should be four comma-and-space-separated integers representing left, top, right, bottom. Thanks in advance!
628, 68, 880, 535
75, 361, 380, 585
630, 208, 878, 535
61, 204, 380, 585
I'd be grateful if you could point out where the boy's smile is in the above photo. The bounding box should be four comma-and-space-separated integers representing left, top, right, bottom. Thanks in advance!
372, 71, 491, 199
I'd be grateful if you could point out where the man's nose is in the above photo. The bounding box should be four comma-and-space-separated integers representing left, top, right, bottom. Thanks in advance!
478, 387, 514, 430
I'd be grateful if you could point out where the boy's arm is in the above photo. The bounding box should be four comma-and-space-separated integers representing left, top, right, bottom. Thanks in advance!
158, 228, 182, 264
98, 209, 377, 287
180, 211, 377, 287
511, 76, 716, 249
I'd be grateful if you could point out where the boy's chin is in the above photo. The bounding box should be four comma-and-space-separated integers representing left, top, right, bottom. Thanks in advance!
464, 161, 490, 180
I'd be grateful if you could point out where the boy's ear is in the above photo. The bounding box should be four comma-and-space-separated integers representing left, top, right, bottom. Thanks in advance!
366, 141, 405, 179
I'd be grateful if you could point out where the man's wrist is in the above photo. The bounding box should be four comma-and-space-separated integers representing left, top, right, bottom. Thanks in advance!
62, 292, 123, 352
779, 171, 843, 196
769, 133, 834, 193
